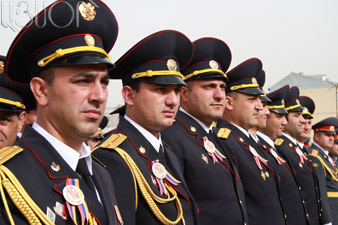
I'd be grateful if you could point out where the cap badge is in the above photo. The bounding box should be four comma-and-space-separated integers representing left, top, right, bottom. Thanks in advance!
0, 61, 4, 74
79, 2, 96, 21
167, 59, 177, 71
296, 99, 300, 105
281, 99, 285, 105
209, 60, 219, 69
252, 78, 257, 84
303, 107, 309, 113
330, 126, 335, 131
84, 34, 95, 47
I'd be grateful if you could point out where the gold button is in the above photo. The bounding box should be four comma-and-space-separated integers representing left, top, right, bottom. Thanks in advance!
284, 215, 287, 218
239, 200, 242, 204
306, 214, 309, 218
302, 200, 305, 204
299, 187, 302, 190
244, 223, 247, 225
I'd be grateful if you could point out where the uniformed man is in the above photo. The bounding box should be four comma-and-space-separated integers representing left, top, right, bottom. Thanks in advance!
0, 0, 122, 224
162, 37, 248, 225
87, 116, 108, 149
331, 130, 338, 160
308, 117, 338, 225
255, 84, 309, 225
216, 58, 286, 225
92, 30, 198, 225
274, 86, 322, 225
296, 96, 316, 154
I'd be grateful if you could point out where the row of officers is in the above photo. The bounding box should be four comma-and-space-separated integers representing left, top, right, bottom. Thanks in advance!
0, 0, 337, 224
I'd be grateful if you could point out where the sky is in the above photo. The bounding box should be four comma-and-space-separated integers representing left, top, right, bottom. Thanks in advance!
1, 0, 337, 112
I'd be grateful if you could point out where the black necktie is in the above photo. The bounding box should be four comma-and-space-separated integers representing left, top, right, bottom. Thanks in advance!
76, 158, 96, 193
159, 144, 166, 162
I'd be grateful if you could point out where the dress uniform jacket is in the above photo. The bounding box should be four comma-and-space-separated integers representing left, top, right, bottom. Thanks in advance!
215, 119, 286, 225
275, 135, 321, 225
162, 110, 248, 225
0, 125, 121, 225
92, 117, 198, 225
308, 143, 337, 224
257, 133, 309, 225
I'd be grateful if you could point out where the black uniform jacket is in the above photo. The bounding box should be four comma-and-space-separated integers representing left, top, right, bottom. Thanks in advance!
308, 143, 337, 224
215, 119, 286, 225
275, 135, 321, 225
257, 134, 309, 225
92, 118, 198, 225
162, 111, 249, 225
0, 125, 121, 225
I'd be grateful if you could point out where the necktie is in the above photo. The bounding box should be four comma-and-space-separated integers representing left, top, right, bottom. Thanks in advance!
159, 144, 166, 162
76, 158, 96, 193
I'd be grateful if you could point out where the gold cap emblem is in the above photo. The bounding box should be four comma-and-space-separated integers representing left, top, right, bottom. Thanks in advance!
139, 146, 146, 154
0, 61, 4, 74
209, 60, 219, 69
84, 34, 95, 46
79, 2, 96, 21
252, 78, 257, 84
330, 126, 335, 131
190, 126, 196, 132
167, 59, 177, 71
296, 99, 300, 105
303, 107, 309, 113
281, 99, 285, 105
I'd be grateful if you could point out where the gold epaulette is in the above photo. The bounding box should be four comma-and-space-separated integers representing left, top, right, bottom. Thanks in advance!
274, 138, 284, 146
217, 128, 231, 139
310, 149, 319, 156
212, 121, 216, 127
91, 133, 127, 153
0, 146, 23, 165
173, 119, 176, 123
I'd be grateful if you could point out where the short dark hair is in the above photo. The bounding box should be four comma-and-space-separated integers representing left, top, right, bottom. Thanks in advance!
37, 67, 55, 85
127, 80, 141, 92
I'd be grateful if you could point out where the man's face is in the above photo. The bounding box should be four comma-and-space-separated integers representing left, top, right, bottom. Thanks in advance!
330, 142, 338, 157
226, 92, 263, 130
125, 82, 181, 137
284, 111, 305, 137
315, 132, 334, 150
182, 79, 226, 127
264, 112, 288, 140
298, 118, 312, 141
38, 64, 109, 143
0, 111, 25, 148
25, 108, 37, 125
257, 101, 270, 129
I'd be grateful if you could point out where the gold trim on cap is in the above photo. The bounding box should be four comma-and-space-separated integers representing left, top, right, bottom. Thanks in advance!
37, 46, 111, 67
184, 68, 226, 80
267, 104, 285, 109
79, 2, 96, 21
230, 83, 259, 91
285, 104, 302, 111
131, 70, 184, 80
167, 59, 177, 71
0, 97, 25, 110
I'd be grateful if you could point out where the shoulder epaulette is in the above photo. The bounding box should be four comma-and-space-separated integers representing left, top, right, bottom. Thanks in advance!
310, 149, 319, 156
217, 128, 231, 139
212, 121, 216, 127
0, 146, 24, 165
91, 134, 127, 153
274, 138, 284, 146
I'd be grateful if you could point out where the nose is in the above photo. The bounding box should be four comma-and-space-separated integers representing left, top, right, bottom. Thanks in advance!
214, 86, 225, 101
281, 116, 288, 126
89, 80, 107, 104
299, 115, 305, 124
255, 99, 263, 110
166, 90, 180, 107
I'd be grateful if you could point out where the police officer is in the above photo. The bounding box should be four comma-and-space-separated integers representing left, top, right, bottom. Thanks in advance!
255, 84, 309, 225
0, 0, 122, 224
274, 86, 321, 225
296, 96, 316, 154
162, 37, 248, 225
216, 58, 286, 225
309, 117, 338, 225
87, 116, 108, 149
92, 30, 198, 225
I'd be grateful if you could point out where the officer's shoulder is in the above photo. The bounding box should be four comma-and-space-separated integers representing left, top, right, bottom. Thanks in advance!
92, 133, 127, 152
0, 146, 24, 165
274, 138, 284, 146
217, 128, 231, 139
309, 149, 319, 157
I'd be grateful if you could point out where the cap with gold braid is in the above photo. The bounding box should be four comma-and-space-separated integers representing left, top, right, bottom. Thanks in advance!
335, 129, 338, 144
110, 30, 193, 86
257, 70, 271, 102
182, 37, 231, 82
5, 0, 118, 83
299, 96, 315, 119
225, 58, 264, 95
312, 117, 338, 135
0, 56, 35, 111
266, 85, 289, 114
284, 86, 304, 112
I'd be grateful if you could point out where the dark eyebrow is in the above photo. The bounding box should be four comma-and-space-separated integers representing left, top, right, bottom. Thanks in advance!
73, 72, 109, 79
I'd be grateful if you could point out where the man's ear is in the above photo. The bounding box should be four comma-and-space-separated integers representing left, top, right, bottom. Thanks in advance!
121, 85, 135, 107
17, 111, 26, 133
225, 95, 234, 111
30, 77, 49, 107
180, 86, 189, 104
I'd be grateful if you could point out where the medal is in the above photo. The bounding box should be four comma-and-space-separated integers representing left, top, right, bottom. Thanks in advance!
202, 136, 226, 163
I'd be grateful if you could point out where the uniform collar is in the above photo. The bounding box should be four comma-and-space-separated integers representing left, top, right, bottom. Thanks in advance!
179, 107, 213, 133
257, 131, 275, 149
124, 115, 162, 153
230, 122, 250, 138
297, 141, 304, 149
313, 142, 329, 156
32, 122, 93, 174
282, 133, 297, 146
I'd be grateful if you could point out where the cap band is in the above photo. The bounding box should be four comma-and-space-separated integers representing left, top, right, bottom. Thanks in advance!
0, 98, 25, 110
268, 104, 285, 109
38, 46, 111, 67
302, 111, 313, 117
230, 83, 259, 91
314, 125, 335, 132
184, 68, 226, 80
131, 70, 184, 80
285, 103, 301, 111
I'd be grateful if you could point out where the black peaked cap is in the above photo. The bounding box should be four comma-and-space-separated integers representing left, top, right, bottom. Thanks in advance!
266, 85, 289, 114
257, 70, 271, 102
312, 117, 338, 135
284, 86, 304, 112
299, 96, 315, 119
